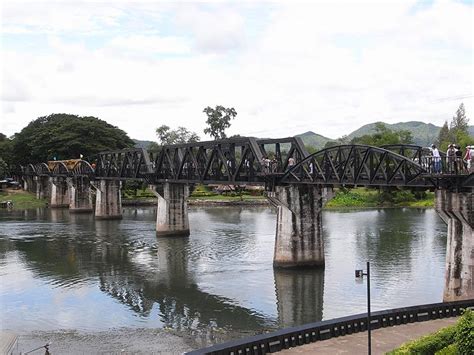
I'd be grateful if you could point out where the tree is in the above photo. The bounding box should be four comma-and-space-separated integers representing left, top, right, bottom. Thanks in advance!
437, 103, 471, 151
11, 113, 135, 164
203, 105, 237, 140
351, 123, 413, 146
436, 121, 451, 151
451, 103, 469, 133
0, 133, 14, 168
155, 125, 200, 145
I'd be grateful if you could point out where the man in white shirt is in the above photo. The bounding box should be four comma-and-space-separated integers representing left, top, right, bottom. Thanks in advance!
431, 144, 441, 173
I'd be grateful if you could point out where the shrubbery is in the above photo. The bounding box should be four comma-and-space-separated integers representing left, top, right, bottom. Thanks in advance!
388, 310, 474, 355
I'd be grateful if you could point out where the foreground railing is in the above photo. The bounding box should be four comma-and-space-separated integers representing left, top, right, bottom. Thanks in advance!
186, 299, 474, 355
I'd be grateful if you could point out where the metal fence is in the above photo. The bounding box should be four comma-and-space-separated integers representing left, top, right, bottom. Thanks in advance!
186, 299, 474, 355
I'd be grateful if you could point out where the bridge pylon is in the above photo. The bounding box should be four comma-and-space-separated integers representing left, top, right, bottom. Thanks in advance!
435, 189, 474, 301
151, 183, 190, 237
269, 185, 334, 268
92, 179, 123, 219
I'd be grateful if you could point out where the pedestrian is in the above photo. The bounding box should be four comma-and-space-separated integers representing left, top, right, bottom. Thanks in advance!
455, 145, 463, 173
447, 144, 456, 173
431, 144, 441, 173
288, 157, 296, 167
464, 146, 471, 172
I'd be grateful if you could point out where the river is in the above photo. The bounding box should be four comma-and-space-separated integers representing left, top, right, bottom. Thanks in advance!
0, 206, 447, 353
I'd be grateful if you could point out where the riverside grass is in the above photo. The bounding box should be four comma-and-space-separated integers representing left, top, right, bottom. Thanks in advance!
0, 190, 47, 209
387, 310, 474, 355
1, 186, 434, 209
326, 188, 434, 208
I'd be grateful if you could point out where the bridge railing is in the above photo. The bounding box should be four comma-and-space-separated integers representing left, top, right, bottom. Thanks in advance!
186, 299, 474, 355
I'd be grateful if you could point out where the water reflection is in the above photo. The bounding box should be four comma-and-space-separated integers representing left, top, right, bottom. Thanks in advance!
274, 269, 324, 327
0, 206, 447, 336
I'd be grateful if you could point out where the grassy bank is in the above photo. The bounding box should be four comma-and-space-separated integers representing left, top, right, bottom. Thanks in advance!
0, 189, 47, 209
326, 188, 434, 208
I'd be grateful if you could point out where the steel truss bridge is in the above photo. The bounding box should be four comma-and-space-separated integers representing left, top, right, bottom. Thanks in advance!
21, 137, 473, 191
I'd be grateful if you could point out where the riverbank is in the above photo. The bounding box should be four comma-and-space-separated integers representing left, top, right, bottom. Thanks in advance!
0, 190, 46, 209
1, 188, 435, 210
326, 188, 434, 209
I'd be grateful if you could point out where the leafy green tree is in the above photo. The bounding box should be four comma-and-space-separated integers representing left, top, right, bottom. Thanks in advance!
0, 133, 14, 168
351, 123, 413, 146
451, 103, 469, 133
437, 103, 472, 151
12, 113, 134, 164
156, 125, 200, 145
437, 121, 451, 151
203, 105, 237, 140
0, 158, 8, 178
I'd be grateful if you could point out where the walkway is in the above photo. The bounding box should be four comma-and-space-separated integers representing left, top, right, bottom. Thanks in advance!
280, 317, 458, 354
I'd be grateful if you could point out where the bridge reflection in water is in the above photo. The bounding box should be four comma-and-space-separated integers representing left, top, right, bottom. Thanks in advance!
0, 206, 449, 348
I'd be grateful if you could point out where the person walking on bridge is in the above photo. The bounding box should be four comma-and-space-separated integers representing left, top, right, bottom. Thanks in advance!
431, 144, 441, 174
447, 144, 456, 173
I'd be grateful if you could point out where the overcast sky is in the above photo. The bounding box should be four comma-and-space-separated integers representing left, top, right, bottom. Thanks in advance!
1, 0, 473, 141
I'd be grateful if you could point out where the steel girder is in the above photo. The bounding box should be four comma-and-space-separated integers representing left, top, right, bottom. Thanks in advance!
95, 148, 153, 180
151, 137, 309, 184
278, 145, 434, 188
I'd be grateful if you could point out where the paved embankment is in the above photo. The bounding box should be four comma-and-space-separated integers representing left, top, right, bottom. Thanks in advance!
280, 317, 458, 354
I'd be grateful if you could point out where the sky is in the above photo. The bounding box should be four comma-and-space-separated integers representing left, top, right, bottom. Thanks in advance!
1, 0, 473, 142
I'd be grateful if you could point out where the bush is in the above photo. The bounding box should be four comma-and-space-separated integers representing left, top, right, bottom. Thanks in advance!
388, 325, 457, 354
456, 310, 474, 355
435, 343, 457, 355
388, 309, 474, 355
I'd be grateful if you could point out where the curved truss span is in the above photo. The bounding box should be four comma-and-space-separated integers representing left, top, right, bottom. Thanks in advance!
51, 162, 69, 176
279, 145, 433, 188
35, 163, 51, 176
24, 164, 37, 176
71, 160, 95, 177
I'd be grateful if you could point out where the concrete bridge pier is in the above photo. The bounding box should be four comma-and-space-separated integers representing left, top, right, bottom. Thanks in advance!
268, 185, 334, 268
23, 176, 36, 194
435, 189, 474, 301
68, 177, 93, 213
93, 179, 122, 219
151, 183, 190, 237
34, 176, 50, 199
49, 177, 70, 208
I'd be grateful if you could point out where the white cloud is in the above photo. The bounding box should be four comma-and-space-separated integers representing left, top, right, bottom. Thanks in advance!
174, 4, 247, 52
107, 35, 190, 55
0, 0, 472, 141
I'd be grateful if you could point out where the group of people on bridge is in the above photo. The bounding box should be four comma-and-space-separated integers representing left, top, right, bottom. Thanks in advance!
427, 144, 474, 174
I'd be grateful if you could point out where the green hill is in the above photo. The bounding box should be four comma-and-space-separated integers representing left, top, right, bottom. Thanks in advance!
347, 121, 474, 147
133, 139, 155, 149
295, 131, 332, 151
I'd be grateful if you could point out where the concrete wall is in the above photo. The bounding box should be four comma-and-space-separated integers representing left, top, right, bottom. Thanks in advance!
35, 176, 50, 199
153, 183, 190, 237
68, 177, 93, 213
272, 185, 334, 268
93, 179, 122, 219
435, 189, 474, 301
50, 177, 69, 208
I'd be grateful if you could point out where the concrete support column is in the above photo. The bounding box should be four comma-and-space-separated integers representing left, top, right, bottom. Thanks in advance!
68, 177, 93, 213
93, 179, 122, 219
270, 185, 333, 268
23, 176, 35, 193
152, 183, 190, 237
435, 189, 474, 301
35, 176, 50, 199
49, 177, 70, 208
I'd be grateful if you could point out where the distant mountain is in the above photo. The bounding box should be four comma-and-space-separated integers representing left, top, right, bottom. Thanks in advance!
295, 131, 332, 150
133, 139, 155, 149
346, 121, 474, 147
